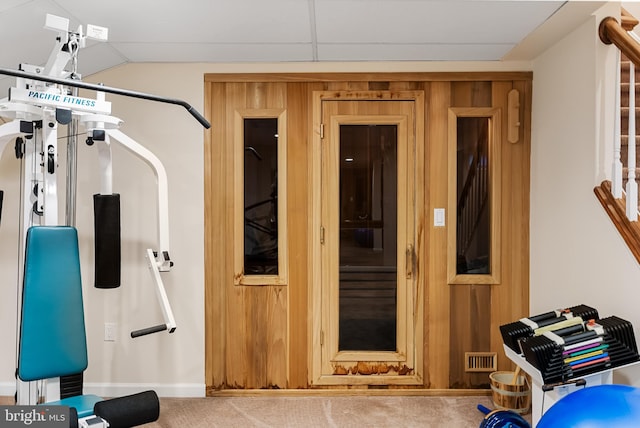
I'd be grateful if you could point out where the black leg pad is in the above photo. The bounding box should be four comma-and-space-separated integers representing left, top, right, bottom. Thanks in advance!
94, 194, 121, 288
69, 407, 78, 428
93, 390, 160, 428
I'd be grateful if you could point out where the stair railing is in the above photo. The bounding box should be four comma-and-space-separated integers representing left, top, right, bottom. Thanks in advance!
626, 42, 638, 221
600, 14, 640, 221
613, 47, 623, 199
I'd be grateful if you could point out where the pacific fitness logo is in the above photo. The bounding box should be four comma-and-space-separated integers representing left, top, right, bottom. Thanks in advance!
26, 90, 97, 108
0, 406, 68, 427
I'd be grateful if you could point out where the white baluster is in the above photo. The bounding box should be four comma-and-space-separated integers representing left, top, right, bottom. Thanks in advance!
613, 49, 623, 198
627, 61, 638, 221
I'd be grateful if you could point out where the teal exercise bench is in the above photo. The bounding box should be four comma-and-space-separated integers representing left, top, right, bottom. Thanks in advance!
17, 226, 159, 427
18, 226, 102, 417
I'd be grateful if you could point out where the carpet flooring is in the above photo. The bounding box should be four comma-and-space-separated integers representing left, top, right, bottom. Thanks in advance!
1, 394, 534, 427
145, 395, 531, 428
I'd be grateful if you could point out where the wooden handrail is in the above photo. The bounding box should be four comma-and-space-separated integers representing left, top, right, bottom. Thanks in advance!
600, 17, 640, 66
595, 181, 640, 264
622, 8, 639, 31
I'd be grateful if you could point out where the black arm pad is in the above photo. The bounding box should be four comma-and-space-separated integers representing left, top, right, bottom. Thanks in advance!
93, 390, 160, 428
131, 324, 167, 338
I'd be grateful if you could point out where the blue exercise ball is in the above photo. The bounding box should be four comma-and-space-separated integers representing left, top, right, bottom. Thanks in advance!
537, 384, 640, 428
477, 404, 531, 428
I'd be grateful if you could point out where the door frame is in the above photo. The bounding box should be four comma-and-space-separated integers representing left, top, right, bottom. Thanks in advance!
309, 90, 425, 385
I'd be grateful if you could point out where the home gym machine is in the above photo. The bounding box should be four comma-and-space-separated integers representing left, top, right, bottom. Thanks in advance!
0, 14, 210, 428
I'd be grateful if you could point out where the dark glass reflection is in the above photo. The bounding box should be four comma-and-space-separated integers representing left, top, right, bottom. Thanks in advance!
244, 118, 278, 275
339, 125, 397, 351
456, 117, 490, 275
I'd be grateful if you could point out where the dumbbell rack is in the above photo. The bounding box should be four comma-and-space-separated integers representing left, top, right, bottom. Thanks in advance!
504, 344, 640, 426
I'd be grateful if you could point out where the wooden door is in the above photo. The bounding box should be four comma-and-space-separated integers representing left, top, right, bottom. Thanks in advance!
312, 95, 423, 385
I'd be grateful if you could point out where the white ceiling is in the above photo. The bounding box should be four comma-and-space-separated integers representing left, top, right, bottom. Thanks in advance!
0, 0, 609, 86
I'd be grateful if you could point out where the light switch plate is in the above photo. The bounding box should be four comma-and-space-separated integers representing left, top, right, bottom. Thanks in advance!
434, 208, 445, 227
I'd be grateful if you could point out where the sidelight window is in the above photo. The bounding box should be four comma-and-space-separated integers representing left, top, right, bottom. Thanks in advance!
448, 108, 501, 285
234, 110, 287, 285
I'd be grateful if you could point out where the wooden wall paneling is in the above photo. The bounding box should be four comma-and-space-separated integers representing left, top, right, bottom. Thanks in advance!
514, 79, 532, 320
260, 283, 288, 388
204, 72, 533, 84
491, 80, 513, 372
448, 84, 469, 388
326, 81, 369, 92
425, 81, 451, 389
507, 80, 531, 322
204, 73, 532, 392
389, 81, 422, 91
203, 82, 219, 392
449, 287, 493, 389
204, 80, 212, 391
240, 82, 289, 388
248, 287, 268, 387
224, 82, 249, 388
450, 81, 471, 106
366, 81, 421, 91
450, 81, 492, 108
223, 81, 287, 388
469, 284, 492, 386
490, 81, 529, 372
262, 83, 288, 388
447, 82, 494, 388
308, 90, 321, 385
286, 82, 305, 388
449, 284, 470, 388
287, 82, 323, 388
205, 82, 227, 393
414, 88, 426, 387
420, 82, 431, 389
470, 80, 493, 386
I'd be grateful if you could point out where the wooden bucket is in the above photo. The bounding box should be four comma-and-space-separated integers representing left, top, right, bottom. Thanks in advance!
489, 371, 531, 414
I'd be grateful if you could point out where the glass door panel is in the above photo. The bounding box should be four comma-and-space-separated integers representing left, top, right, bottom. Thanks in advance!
339, 125, 397, 351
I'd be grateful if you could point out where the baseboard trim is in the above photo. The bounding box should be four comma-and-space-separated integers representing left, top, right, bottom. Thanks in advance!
0, 383, 15, 397
85, 383, 206, 398
207, 388, 492, 397
0, 382, 206, 398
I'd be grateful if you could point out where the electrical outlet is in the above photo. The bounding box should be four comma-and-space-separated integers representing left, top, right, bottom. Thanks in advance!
104, 322, 116, 342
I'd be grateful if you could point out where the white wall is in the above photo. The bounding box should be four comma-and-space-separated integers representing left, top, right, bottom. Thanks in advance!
531, 2, 640, 385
